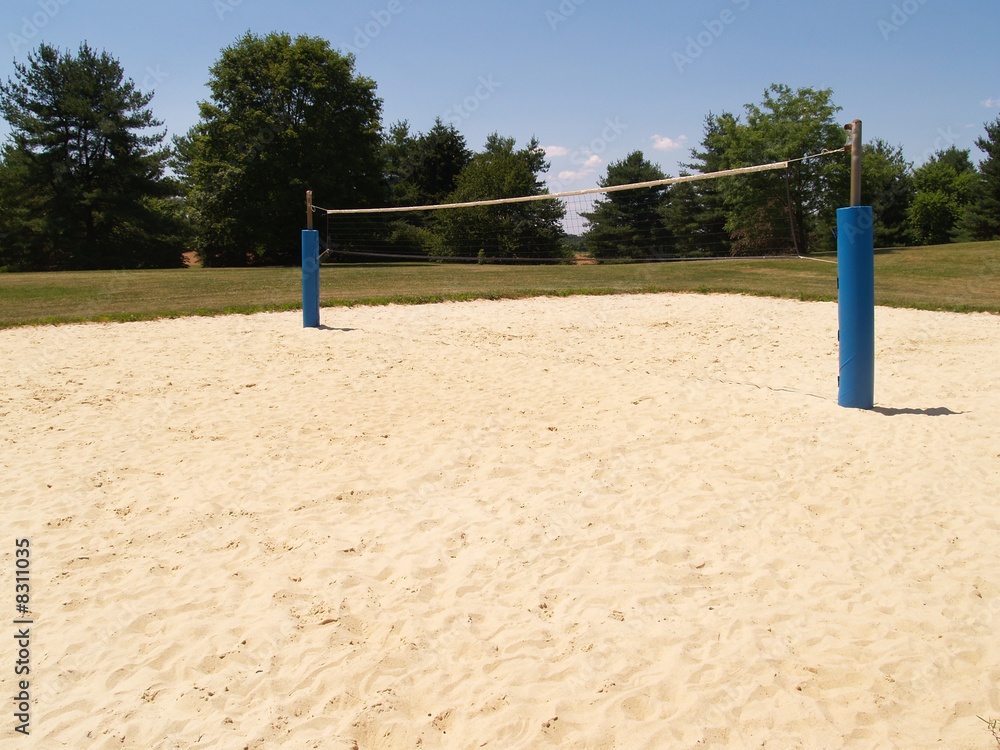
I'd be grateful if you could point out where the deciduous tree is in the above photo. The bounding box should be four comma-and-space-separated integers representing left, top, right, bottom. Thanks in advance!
177, 32, 384, 266
690, 85, 847, 255
906, 147, 978, 245
437, 134, 566, 260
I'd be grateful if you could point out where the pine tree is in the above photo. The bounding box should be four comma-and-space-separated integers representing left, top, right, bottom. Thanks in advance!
862, 139, 914, 248
958, 117, 1000, 241
583, 151, 672, 260
437, 134, 565, 260
667, 113, 738, 257
0, 43, 185, 270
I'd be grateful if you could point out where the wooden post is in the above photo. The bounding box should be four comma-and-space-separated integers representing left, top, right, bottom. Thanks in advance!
306, 190, 314, 230
846, 120, 862, 207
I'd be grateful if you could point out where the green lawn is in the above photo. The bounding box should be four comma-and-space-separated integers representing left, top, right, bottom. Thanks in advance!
1, 241, 997, 328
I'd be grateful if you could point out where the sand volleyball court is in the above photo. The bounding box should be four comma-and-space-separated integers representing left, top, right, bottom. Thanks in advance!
2, 292, 999, 748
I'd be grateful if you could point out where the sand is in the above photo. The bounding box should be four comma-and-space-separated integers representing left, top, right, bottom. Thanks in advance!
1, 292, 998, 749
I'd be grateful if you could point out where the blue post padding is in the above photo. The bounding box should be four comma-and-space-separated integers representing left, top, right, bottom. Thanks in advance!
302, 230, 320, 328
837, 206, 875, 409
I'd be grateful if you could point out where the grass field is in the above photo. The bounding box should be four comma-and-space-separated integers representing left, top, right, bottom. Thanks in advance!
0, 241, 997, 328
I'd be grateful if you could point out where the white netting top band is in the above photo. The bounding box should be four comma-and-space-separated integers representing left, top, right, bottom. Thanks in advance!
319, 158, 810, 215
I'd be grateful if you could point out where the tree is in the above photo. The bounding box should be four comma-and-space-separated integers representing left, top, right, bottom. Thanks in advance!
582, 151, 672, 259
665, 113, 740, 257
374, 118, 473, 258
437, 134, 566, 261
177, 32, 384, 266
0, 146, 40, 270
384, 118, 472, 207
957, 117, 1000, 241
692, 85, 847, 255
906, 146, 978, 245
862, 139, 914, 248
0, 43, 185, 270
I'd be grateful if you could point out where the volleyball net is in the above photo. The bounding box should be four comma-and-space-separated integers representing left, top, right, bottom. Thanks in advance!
309, 149, 848, 264
302, 128, 874, 412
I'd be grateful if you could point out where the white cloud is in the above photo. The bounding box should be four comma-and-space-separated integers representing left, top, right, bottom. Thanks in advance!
582, 154, 603, 168
982, 98, 1000, 108
543, 145, 570, 157
651, 134, 688, 151
558, 169, 595, 182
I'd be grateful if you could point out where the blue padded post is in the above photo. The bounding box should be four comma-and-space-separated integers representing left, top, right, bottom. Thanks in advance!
837, 206, 874, 409
302, 230, 320, 328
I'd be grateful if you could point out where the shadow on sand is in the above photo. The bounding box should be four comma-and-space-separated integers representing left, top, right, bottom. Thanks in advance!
871, 406, 965, 417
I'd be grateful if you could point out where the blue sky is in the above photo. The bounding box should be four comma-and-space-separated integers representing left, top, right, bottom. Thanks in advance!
2, 0, 998, 195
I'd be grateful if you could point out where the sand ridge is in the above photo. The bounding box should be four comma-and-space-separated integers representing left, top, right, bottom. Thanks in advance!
1, 293, 998, 748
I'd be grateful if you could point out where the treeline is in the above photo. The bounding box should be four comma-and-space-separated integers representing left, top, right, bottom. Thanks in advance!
1, 33, 999, 271
585, 86, 1000, 260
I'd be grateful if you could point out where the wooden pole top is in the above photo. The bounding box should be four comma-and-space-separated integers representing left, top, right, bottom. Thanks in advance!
846, 120, 862, 207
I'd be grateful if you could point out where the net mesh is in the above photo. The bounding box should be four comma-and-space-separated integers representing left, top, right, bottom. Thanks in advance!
314, 153, 845, 264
